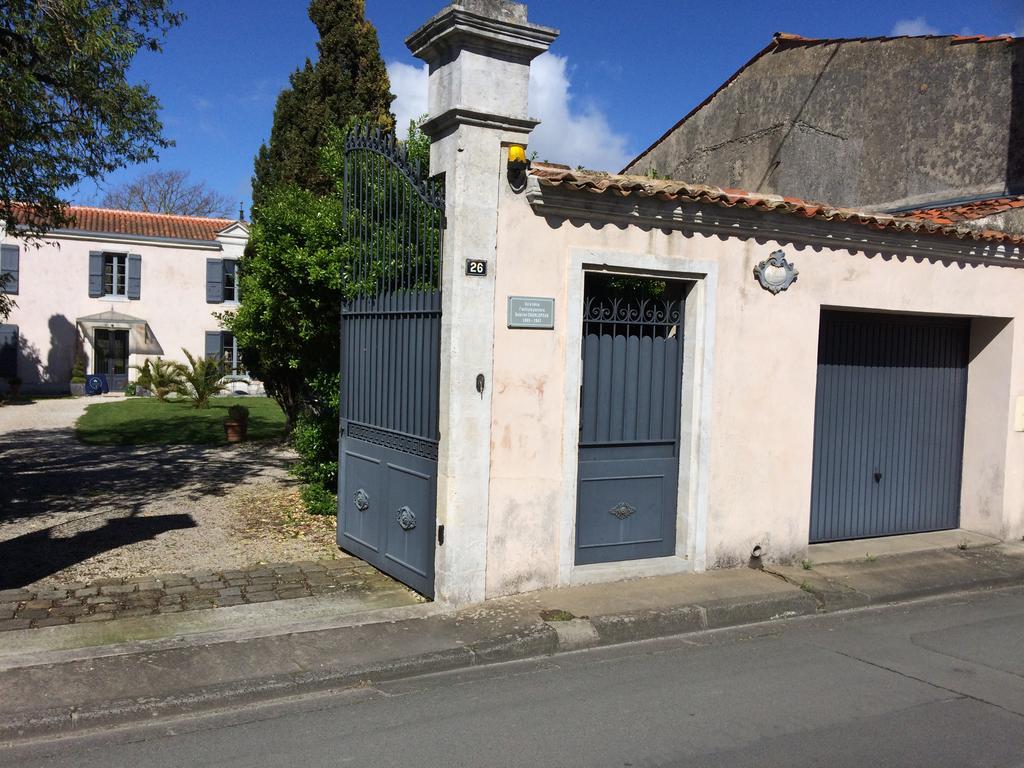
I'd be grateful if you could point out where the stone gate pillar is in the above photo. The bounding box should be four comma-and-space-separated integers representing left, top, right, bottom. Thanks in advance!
407, 1, 557, 604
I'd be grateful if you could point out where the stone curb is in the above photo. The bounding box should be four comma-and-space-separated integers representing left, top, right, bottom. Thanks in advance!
0, 592, 812, 744
0, 628, 557, 743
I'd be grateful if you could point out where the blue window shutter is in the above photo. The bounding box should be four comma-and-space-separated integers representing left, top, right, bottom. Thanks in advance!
88, 252, 104, 297
206, 258, 223, 303
205, 331, 222, 360
126, 254, 141, 299
0, 324, 18, 378
0, 245, 19, 295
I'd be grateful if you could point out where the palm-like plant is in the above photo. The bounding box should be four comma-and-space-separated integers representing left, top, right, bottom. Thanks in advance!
175, 348, 227, 409
132, 357, 184, 401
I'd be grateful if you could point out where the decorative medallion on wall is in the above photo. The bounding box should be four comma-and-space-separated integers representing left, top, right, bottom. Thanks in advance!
753, 250, 799, 294
396, 506, 417, 531
353, 489, 370, 512
609, 502, 637, 520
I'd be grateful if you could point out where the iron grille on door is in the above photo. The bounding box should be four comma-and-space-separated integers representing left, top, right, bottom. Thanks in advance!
338, 125, 444, 597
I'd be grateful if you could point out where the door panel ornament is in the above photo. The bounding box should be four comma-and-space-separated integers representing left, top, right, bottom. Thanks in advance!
396, 506, 417, 531
609, 502, 637, 520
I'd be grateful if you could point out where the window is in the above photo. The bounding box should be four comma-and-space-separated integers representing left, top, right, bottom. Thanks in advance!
223, 332, 240, 375
0, 245, 19, 295
206, 258, 239, 303
103, 254, 127, 296
208, 331, 244, 376
223, 260, 239, 302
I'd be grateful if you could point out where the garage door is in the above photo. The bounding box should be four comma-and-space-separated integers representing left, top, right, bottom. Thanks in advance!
809, 311, 969, 543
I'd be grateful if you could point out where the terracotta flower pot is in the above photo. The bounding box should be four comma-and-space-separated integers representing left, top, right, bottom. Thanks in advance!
224, 419, 248, 443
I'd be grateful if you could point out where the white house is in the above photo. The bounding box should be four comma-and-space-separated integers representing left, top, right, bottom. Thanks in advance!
0, 206, 250, 394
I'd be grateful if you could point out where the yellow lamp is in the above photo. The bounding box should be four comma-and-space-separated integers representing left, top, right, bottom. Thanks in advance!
507, 144, 529, 192
508, 145, 527, 166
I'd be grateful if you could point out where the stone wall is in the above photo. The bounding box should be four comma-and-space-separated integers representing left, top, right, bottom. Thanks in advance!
625, 37, 1024, 215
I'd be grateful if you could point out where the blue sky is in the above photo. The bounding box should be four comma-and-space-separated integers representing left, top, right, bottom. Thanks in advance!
71, 0, 1024, 217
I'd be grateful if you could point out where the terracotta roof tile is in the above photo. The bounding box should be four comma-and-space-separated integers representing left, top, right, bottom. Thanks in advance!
900, 196, 1024, 224
529, 165, 1024, 247
15, 204, 240, 242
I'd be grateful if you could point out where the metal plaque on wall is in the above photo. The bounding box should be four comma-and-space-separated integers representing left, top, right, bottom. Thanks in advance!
508, 296, 555, 329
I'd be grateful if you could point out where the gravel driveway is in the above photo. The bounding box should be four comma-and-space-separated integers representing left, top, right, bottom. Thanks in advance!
0, 396, 345, 590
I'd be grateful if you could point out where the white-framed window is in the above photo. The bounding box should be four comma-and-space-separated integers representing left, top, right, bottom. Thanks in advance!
103, 253, 127, 296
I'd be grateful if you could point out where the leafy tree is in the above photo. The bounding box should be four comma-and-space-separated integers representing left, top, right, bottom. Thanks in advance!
250, 0, 394, 208
223, 184, 348, 432
0, 1, 183, 236
102, 170, 233, 217
174, 349, 226, 408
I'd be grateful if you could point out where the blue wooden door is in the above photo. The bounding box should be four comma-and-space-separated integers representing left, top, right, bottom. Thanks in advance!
809, 311, 969, 543
575, 276, 685, 565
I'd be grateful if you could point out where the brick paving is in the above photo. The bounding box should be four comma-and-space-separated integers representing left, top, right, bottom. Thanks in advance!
0, 558, 411, 631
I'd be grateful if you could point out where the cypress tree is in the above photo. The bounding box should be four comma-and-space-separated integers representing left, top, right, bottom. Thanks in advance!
251, 0, 394, 208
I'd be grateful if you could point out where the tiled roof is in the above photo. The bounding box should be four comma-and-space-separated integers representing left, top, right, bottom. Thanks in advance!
15, 204, 240, 242
529, 165, 1023, 246
624, 31, 1022, 173
773, 32, 1020, 46
900, 196, 1024, 225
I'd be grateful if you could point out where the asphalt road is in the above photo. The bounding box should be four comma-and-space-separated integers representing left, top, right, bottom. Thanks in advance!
4, 586, 1024, 768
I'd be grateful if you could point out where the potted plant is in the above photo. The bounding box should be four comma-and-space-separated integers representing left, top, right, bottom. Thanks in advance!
224, 403, 249, 443
8, 376, 22, 398
69, 358, 87, 396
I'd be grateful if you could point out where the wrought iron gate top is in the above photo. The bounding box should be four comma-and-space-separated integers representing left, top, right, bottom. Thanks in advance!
343, 125, 445, 209
342, 124, 445, 304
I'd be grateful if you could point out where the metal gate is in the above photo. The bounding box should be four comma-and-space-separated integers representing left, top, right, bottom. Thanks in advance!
576, 275, 685, 565
338, 126, 444, 597
809, 311, 969, 543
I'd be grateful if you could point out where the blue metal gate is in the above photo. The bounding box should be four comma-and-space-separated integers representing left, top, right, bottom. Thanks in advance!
338, 126, 444, 597
809, 311, 969, 543
576, 275, 685, 565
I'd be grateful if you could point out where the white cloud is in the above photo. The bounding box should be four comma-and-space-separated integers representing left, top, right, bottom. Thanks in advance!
890, 17, 940, 36
387, 61, 428, 138
386, 53, 632, 171
528, 52, 631, 171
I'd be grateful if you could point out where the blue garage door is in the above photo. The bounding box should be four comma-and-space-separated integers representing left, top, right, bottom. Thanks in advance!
809, 311, 969, 543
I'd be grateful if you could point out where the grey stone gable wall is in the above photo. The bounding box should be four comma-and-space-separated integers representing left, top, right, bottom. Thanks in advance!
625, 38, 1024, 214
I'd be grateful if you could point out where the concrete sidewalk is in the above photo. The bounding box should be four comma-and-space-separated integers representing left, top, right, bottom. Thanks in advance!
2, 539, 1023, 743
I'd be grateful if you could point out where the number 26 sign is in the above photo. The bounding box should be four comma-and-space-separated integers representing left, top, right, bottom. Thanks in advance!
465, 259, 487, 276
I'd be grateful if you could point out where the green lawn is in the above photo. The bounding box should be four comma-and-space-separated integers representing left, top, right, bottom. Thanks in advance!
75, 397, 287, 445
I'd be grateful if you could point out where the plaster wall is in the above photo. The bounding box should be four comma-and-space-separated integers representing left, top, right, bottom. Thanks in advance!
483, 183, 1024, 597
0, 232, 241, 393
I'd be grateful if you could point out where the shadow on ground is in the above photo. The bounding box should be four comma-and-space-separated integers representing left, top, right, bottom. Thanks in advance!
0, 426, 295, 587
0, 510, 198, 589
0, 428, 292, 525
